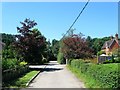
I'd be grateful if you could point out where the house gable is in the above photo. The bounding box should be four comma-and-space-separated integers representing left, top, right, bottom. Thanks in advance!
110, 40, 119, 51
101, 34, 120, 55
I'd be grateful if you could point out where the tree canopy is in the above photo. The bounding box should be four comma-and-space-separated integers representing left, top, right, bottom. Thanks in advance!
61, 34, 93, 59
13, 19, 47, 64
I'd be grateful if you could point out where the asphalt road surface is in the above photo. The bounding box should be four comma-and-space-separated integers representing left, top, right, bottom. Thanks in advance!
28, 61, 85, 88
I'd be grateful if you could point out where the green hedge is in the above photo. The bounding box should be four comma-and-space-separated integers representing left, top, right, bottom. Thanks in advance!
69, 59, 120, 88
2, 65, 29, 84
57, 52, 65, 64
2, 58, 30, 85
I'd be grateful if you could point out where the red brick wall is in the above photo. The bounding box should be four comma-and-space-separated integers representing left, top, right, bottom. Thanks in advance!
109, 41, 119, 52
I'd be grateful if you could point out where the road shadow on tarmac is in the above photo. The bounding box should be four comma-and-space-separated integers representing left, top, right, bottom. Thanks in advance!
41, 68, 63, 72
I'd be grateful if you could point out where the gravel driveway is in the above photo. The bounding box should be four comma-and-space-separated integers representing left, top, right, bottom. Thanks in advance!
28, 61, 85, 88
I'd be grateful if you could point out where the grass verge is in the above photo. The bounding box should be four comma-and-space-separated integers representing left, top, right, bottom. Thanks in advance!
67, 65, 102, 88
4, 70, 39, 88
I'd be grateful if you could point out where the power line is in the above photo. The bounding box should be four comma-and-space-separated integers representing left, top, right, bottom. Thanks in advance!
61, 0, 90, 40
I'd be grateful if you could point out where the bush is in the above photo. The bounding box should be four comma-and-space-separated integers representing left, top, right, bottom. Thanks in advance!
97, 50, 105, 56
69, 59, 119, 88
2, 58, 20, 71
20, 61, 28, 66
42, 57, 48, 63
103, 54, 119, 64
2, 65, 29, 84
114, 57, 120, 63
67, 59, 72, 65
2, 59, 30, 84
103, 59, 113, 64
57, 52, 65, 64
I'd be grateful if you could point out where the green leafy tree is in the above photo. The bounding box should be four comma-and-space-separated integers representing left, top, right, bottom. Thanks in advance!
57, 48, 65, 64
43, 40, 55, 61
2, 33, 16, 48
97, 50, 105, 56
86, 36, 93, 48
92, 37, 110, 55
51, 39, 60, 60
2, 33, 16, 59
2, 45, 16, 59
112, 48, 120, 63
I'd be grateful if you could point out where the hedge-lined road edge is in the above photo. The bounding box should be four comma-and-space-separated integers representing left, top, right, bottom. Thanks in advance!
26, 65, 47, 87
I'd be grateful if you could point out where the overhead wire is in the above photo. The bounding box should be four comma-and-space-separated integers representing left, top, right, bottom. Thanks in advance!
61, 0, 90, 40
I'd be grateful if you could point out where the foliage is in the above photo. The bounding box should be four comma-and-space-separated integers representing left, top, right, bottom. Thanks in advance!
86, 36, 93, 48
44, 40, 55, 61
2, 66, 30, 87
67, 65, 101, 88
57, 50, 65, 64
20, 61, 28, 66
2, 45, 16, 59
103, 59, 113, 64
69, 59, 119, 88
97, 50, 105, 56
51, 39, 60, 60
2, 58, 20, 71
86, 36, 110, 55
2, 33, 16, 49
13, 19, 47, 64
89, 58, 98, 64
2, 58, 28, 70
103, 54, 120, 64
112, 48, 120, 58
113, 49, 120, 63
2, 59, 29, 86
2, 33, 17, 59
114, 58, 120, 63
91, 37, 110, 55
62, 34, 93, 59
3, 70, 39, 88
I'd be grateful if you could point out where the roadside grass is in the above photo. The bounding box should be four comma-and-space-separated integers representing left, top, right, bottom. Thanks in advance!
4, 70, 39, 88
67, 65, 102, 88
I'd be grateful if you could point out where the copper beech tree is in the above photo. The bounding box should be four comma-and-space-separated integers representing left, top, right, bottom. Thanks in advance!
62, 34, 93, 59
13, 19, 47, 64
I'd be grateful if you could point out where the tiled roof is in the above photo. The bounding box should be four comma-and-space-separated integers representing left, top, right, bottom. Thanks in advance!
102, 39, 115, 49
102, 39, 120, 50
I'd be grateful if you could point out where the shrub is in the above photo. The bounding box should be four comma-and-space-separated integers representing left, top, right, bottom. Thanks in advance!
67, 59, 72, 65
57, 52, 65, 64
114, 57, 120, 63
2, 58, 30, 84
2, 58, 20, 71
69, 59, 119, 88
20, 61, 28, 66
97, 50, 105, 56
42, 57, 48, 63
103, 59, 113, 64
2, 65, 29, 84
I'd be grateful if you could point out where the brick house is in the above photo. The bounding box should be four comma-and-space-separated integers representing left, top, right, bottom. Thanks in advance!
101, 34, 120, 55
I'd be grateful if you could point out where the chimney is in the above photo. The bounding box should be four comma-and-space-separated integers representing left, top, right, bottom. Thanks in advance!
110, 35, 114, 40
115, 33, 118, 43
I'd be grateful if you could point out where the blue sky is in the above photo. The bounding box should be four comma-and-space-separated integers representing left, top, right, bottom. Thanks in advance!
2, 2, 118, 41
